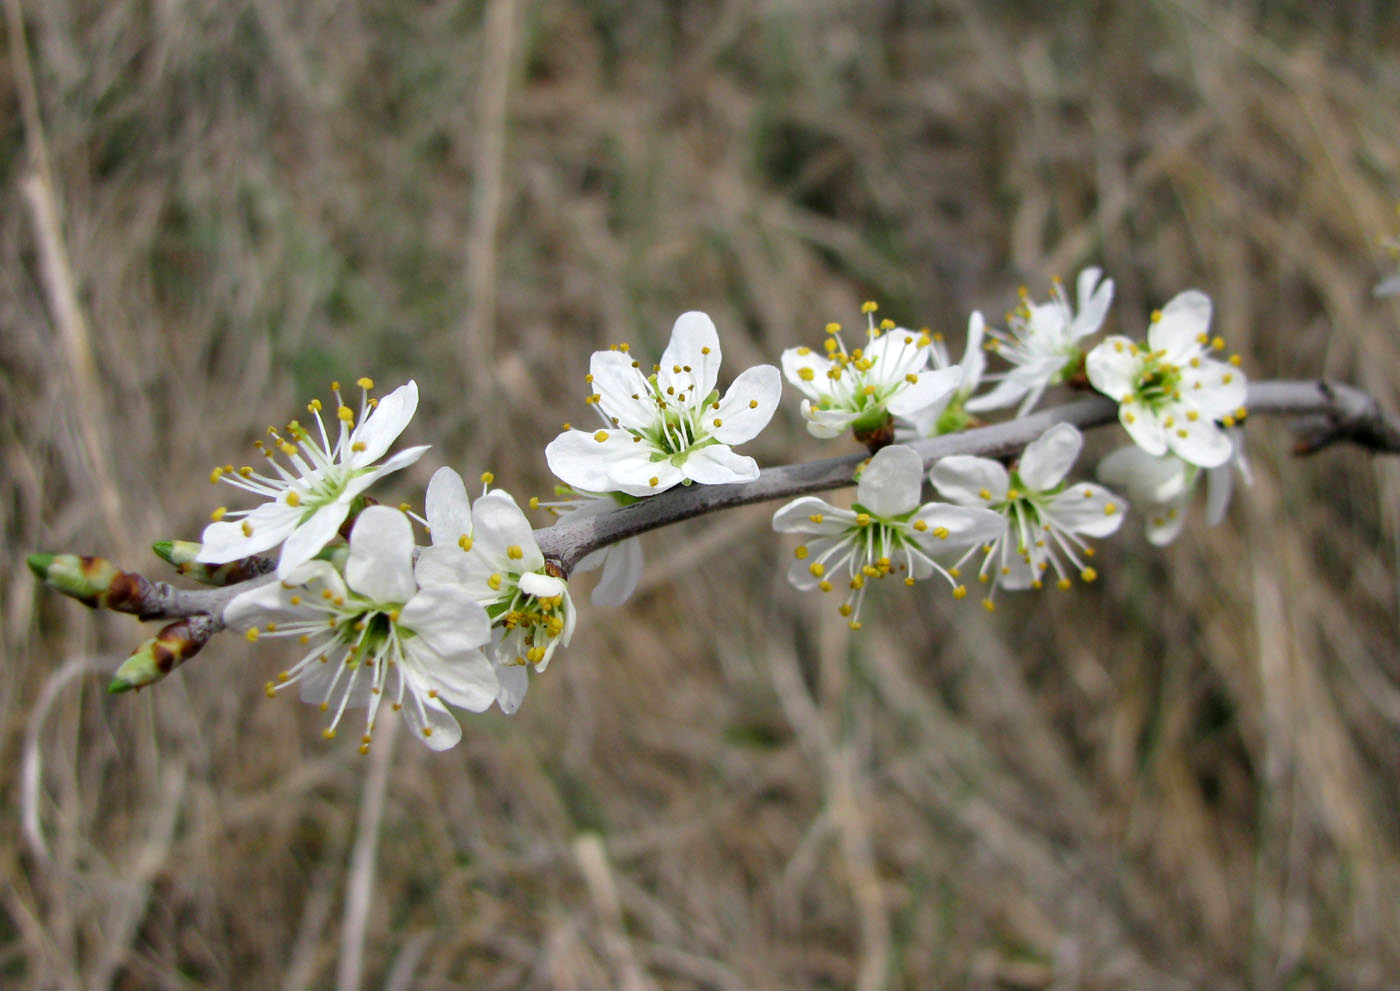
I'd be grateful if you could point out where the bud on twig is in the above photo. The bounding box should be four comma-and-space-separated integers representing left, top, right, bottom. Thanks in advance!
26, 553, 153, 614
108, 614, 219, 693
152, 540, 274, 586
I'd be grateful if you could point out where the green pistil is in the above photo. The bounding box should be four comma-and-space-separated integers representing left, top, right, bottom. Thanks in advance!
1134, 358, 1182, 411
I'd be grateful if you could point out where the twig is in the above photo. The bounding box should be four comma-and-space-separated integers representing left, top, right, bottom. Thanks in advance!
36, 378, 1400, 627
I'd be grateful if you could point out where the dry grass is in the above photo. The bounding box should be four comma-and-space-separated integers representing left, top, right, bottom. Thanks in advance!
4, 0, 1399, 987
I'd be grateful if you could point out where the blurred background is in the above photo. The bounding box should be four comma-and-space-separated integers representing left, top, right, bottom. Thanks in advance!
4, 0, 1399, 987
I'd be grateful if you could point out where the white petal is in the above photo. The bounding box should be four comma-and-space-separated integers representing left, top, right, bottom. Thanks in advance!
400, 585, 491, 654
590, 537, 643, 606
929, 455, 1008, 506
519, 571, 566, 598
911, 504, 1006, 549
864, 328, 929, 382
1070, 268, 1113, 341
709, 364, 781, 445
659, 311, 720, 401
1084, 338, 1141, 400
802, 401, 859, 438
607, 454, 685, 497
472, 491, 544, 571
425, 467, 472, 547
681, 445, 759, 486
277, 502, 352, 578
494, 662, 529, 715
415, 543, 471, 587
198, 501, 301, 564
369, 444, 430, 478
1149, 291, 1211, 360
1096, 446, 1191, 504
855, 445, 923, 517
348, 381, 418, 467
964, 375, 1029, 413
1166, 420, 1232, 469
1120, 407, 1169, 457
402, 693, 463, 751
781, 347, 834, 401
1145, 497, 1190, 546
545, 428, 635, 493
772, 496, 846, 534
960, 311, 987, 390
345, 506, 417, 602
1045, 484, 1127, 539
1017, 423, 1083, 492
590, 350, 656, 431
887, 365, 961, 418
403, 638, 497, 713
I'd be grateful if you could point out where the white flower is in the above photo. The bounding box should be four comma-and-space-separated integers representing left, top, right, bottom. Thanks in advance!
1084, 290, 1247, 469
418, 488, 575, 715
772, 444, 1004, 628
968, 267, 1114, 416
929, 423, 1126, 605
544, 312, 781, 497
1096, 429, 1251, 545
533, 488, 643, 607
224, 506, 497, 752
899, 311, 988, 437
199, 379, 429, 578
782, 303, 961, 440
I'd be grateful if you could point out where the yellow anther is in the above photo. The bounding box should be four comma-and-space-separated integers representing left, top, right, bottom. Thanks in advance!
1229, 354, 1242, 367
1150, 309, 1163, 323
809, 562, 825, 577
839, 603, 852, 616
825, 322, 841, 335
818, 580, 832, 592
1186, 410, 1199, 422
241, 521, 254, 537
933, 526, 949, 539
713, 418, 723, 428
356, 376, 374, 390
1124, 411, 1136, 423
978, 488, 992, 500
649, 476, 660, 488
1211, 336, 1225, 351
796, 346, 811, 356
913, 519, 928, 532
286, 490, 301, 507
1081, 567, 1098, 583
749, 399, 759, 409
458, 535, 473, 551
245, 628, 260, 643
1235, 406, 1247, 420
338, 405, 354, 424
701, 346, 711, 355
794, 546, 809, 559
264, 682, 277, 698
953, 585, 967, 600
982, 598, 996, 612
594, 430, 609, 443
1104, 503, 1118, 516
879, 318, 895, 330
848, 620, 863, 631
860, 301, 878, 314
855, 513, 871, 526
905, 577, 915, 586
808, 513, 824, 524
905, 373, 918, 385
487, 573, 503, 590
798, 367, 815, 382
507, 545, 523, 560
210, 506, 227, 522
279, 442, 297, 456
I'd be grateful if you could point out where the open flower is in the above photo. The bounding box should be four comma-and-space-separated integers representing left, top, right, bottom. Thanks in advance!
1084, 290, 1247, 469
418, 487, 575, 714
968, 267, 1114, 416
772, 444, 1003, 628
200, 379, 428, 578
544, 312, 781, 497
899, 311, 988, 437
1097, 429, 1251, 545
929, 423, 1126, 606
782, 303, 961, 441
224, 506, 497, 752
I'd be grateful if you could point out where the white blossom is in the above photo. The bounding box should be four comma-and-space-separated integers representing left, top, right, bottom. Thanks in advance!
545, 312, 781, 497
1097, 430, 1251, 545
224, 506, 496, 752
772, 444, 1003, 628
782, 302, 961, 440
968, 267, 1114, 416
199, 379, 428, 578
899, 310, 988, 437
929, 423, 1126, 606
418, 488, 575, 715
1085, 290, 1247, 469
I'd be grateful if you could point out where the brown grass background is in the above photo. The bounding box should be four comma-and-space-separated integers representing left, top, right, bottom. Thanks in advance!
4, 1, 1400, 987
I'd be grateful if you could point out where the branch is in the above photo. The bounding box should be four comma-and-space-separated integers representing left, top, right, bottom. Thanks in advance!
31, 378, 1400, 630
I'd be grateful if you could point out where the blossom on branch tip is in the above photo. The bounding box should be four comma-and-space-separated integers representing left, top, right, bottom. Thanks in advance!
418, 486, 575, 714
1085, 290, 1247, 469
772, 444, 1004, 628
544, 312, 781, 497
929, 423, 1126, 606
199, 379, 429, 578
224, 506, 497, 752
968, 267, 1114, 416
782, 302, 961, 442
1096, 429, 1251, 545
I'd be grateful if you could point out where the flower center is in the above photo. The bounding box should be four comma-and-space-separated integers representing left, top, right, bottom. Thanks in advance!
1134, 356, 1183, 412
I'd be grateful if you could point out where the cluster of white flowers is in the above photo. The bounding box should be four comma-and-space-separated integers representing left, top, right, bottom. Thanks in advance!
192, 276, 1250, 750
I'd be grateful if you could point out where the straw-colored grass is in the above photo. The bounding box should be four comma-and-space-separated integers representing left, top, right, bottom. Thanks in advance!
4, 1, 1398, 987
